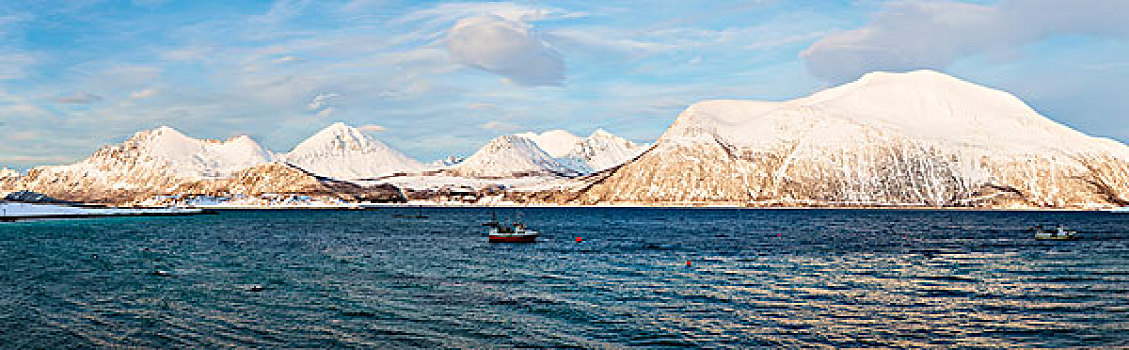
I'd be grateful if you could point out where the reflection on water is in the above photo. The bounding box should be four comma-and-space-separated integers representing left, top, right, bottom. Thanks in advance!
0, 208, 1126, 347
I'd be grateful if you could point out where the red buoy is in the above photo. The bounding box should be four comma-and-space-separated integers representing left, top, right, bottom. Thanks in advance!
576, 237, 582, 243
686, 260, 692, 267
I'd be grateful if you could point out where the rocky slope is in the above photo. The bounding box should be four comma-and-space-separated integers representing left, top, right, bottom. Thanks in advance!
282, 122, 425, 180
572, 70, 1129, 208
174, 162, 404, 202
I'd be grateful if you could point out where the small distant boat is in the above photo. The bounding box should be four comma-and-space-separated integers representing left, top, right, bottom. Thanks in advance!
1110, 207, 1129, 213
392, 206, 428, 219
1033, 225, 1078, 240
486, 212, 539, 243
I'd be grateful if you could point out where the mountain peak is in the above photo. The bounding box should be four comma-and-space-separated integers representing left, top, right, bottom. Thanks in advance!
857, 69, 950, 81
589, 128, 616, 139
559, 129, 645, 173
516, 129, 582, 158
450, 134, 572, 178
283, 122, 423, 180
666, 69, 1079, 152
324, 121, 352, 132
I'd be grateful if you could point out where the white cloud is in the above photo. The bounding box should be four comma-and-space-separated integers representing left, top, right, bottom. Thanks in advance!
129, 88, 159, 100
479, 120, 521, 131
801, 0, 1129, 83
273, 55, 301, 63
313, 106, 334, 117
358, 124, 385, 132
446, 15, 565, 86
307, 92, 340, 110
396, 3, 583, 31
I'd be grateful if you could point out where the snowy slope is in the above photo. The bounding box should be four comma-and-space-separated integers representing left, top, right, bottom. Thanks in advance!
558, 129, 648, 173
578, 70, 1129, 208
282, 122, 425, 180
515, 130, 582, 158
0, 168, 18, 180
10, 126, 274, 202
448, 135, 573, 178
51, 126, 271, 179
0, 202, 201, 218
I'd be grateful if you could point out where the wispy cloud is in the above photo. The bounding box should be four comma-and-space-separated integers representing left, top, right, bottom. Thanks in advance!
307, 92, 340, 110
801, 0, 1129, 83
314, 106, 335, 118
479, 120, 522, 132
358, 124, 385, 132
129, 88, 160, 100
57, 92, 103, 104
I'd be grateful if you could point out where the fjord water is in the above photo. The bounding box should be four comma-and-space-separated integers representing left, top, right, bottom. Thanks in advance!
1, 209, 1126, 348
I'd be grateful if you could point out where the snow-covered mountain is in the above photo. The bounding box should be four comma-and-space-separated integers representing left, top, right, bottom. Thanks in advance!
557, 129, 648, 173
447, 135, 574, 178
515, 130, 582, 158
574, 70, 1129, 208
511, 129, 648, 174
8, 126, 275, 202
0, 168, 18, 180
282, 122, 425, 180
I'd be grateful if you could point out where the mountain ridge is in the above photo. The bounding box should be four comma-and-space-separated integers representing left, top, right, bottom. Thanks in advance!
574, 70, 1129, 208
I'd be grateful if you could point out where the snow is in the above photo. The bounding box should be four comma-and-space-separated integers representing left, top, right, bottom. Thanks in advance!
558, 129, 648, 172
130, 126, 274, 178
581, 69, 1129, 208
667, 70, 1119, 157
0, 202, 201, 218
282, 122, 425, 180
0, 168, 19, 179
361, 174, 559, 191
49, 126, 274, 180
515, 129, 582, 158
449, 135, 574, 177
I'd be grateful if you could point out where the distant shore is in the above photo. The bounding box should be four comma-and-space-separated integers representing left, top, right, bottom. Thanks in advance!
187, 201, 1121, 212
0, 202, 209, 221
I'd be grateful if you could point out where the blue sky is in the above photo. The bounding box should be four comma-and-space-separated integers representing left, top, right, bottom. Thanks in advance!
0, 0, 1127, 170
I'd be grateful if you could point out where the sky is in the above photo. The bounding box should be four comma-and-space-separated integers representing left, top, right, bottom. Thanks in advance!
0, 0, 1127, 170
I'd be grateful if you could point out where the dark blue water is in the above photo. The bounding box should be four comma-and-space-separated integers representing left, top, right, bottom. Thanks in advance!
1, 208, 1126, 348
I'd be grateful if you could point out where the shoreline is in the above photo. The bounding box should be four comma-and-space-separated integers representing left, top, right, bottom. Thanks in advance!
0, 202, 210, 222
189, 202, 1119, 212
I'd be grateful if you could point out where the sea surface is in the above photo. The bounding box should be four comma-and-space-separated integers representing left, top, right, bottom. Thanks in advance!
1, 208, 1127, 348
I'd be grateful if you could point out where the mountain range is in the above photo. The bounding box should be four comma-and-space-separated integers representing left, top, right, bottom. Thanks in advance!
2, 70, 1127, 208
0, 119, 644, 203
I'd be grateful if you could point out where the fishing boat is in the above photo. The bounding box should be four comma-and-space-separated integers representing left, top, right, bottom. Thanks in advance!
1033, 225, 1078, 240
392, 206, 428, 219
485, 212, 539, 243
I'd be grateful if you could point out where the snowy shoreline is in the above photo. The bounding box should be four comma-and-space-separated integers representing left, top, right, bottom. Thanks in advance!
1, 202, 207, 221
187, 201, 1114, 212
